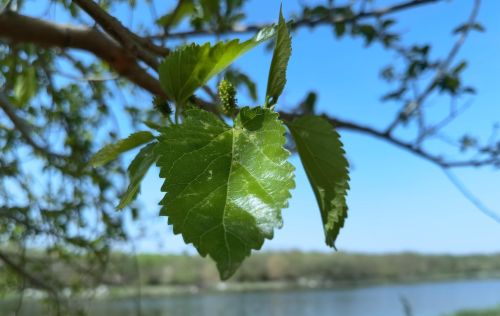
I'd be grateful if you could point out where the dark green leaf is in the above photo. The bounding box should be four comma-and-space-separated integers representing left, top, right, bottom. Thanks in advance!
452, 61, 468, 75
382, 19, 396, 29
265, 7, 292, 107
334, 22, 346, 38
453, 22, 485, 34
156, 107, 294, 279
298, 92, 317, 114
89, 131, 154, 167
225, 68, 258, 101
287, 116, 349, 248
356, 24, 377, 45
437, 74, 460, 95
462, 86, 476, 94
118, 142, 159, 209
381, 86, 407, 101
159, 25, 278, 105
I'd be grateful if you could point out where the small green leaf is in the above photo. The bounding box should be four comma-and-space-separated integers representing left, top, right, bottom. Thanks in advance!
156, 107, 294, 279
159, 25, 278, 105
143, 120, 163, 132
299, 92, 317, 114
453, 22, 485, 34
265, 6, 292, 107
156, 0, 194, 28
118, 142, 159, 209
287, 115, 350, 248
89, 131, 154, 167
225, 68, 258, 101
334, 22, 346, 38
13, 67, 37, 105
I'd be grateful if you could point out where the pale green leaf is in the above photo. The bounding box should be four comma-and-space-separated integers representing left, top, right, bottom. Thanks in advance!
156, 107, 294, 279
13, 67, 37, 105
159, 25, 278, 105
118, 142, 159, 209
265, 6, 291, 107
156, 0, 194, 28
287, 115, 350, 248
90, 131, 154, 167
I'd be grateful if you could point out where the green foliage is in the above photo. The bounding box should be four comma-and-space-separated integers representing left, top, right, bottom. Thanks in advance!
453, 22, 485, 34
7, 251, 498, 289
158, 24, 277, 105
89, 131, 154, 167
155, 107, 294, 279
287, 116, 349, 248
4, 0, 492, 312
265, 7, 291, 107
13, 66, 37, 105
298, 92, 317, 115
447, 306, 500, 316
224, 68, 258, 101
156, 0, 195, 28
118, 142, 159, 209
88, 7, 353, 279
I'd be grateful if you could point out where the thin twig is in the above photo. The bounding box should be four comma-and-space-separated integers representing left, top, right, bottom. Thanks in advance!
149, 0, 442, 39
385, 0, 481, 134
0, 92, 68, 159
72, 0, 167, 68
443, 169, 500, 223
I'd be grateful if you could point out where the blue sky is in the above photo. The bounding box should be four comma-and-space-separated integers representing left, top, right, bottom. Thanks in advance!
112, 0, 500, 255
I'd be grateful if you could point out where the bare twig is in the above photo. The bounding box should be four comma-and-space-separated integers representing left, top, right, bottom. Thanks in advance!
385, 0, 481, 134
0, 251, 60, 303
279, 111, 498, 169
0, 92, 68, 159
443, 169, 500, 223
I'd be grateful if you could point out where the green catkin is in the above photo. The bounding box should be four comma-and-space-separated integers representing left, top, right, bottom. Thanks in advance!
218, 79, 237, 116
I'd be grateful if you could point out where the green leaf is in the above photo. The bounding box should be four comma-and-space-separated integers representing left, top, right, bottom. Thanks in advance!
286, 115, 350, 248
89, 131, 154, 167
265, 6, 292, 107
156, 0, 195, 28
13, 67, 37, 105
118, 142, 159, 209
156, 107, 294, 279
159, 25, 278, 105
334, 22, 346, 38
225, 68, 258, 101
453, 22, 485, 34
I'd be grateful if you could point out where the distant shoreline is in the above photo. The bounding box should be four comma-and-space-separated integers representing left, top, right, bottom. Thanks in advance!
4, 275, 499, 302
102, 275, 500, 300
2, 251, 500, 301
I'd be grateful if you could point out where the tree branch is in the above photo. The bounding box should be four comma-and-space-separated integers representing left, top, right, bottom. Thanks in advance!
150, 0, 442, 39
0, 92, 68, 159
1, 4, 493, 172
0, 250, 60, 299
279, 111, 498, 169
72, 0, 166, 69
385, 0, 481, 134
0, 10, 166, 98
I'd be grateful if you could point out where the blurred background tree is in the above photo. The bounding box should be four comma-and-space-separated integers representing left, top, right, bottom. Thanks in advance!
0, 0, 497, 314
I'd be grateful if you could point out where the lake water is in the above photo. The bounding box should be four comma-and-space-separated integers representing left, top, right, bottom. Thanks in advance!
4, 279, 500, 315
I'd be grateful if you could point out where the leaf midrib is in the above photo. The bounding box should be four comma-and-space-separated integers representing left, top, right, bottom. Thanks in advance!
221, 127, 237, 270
